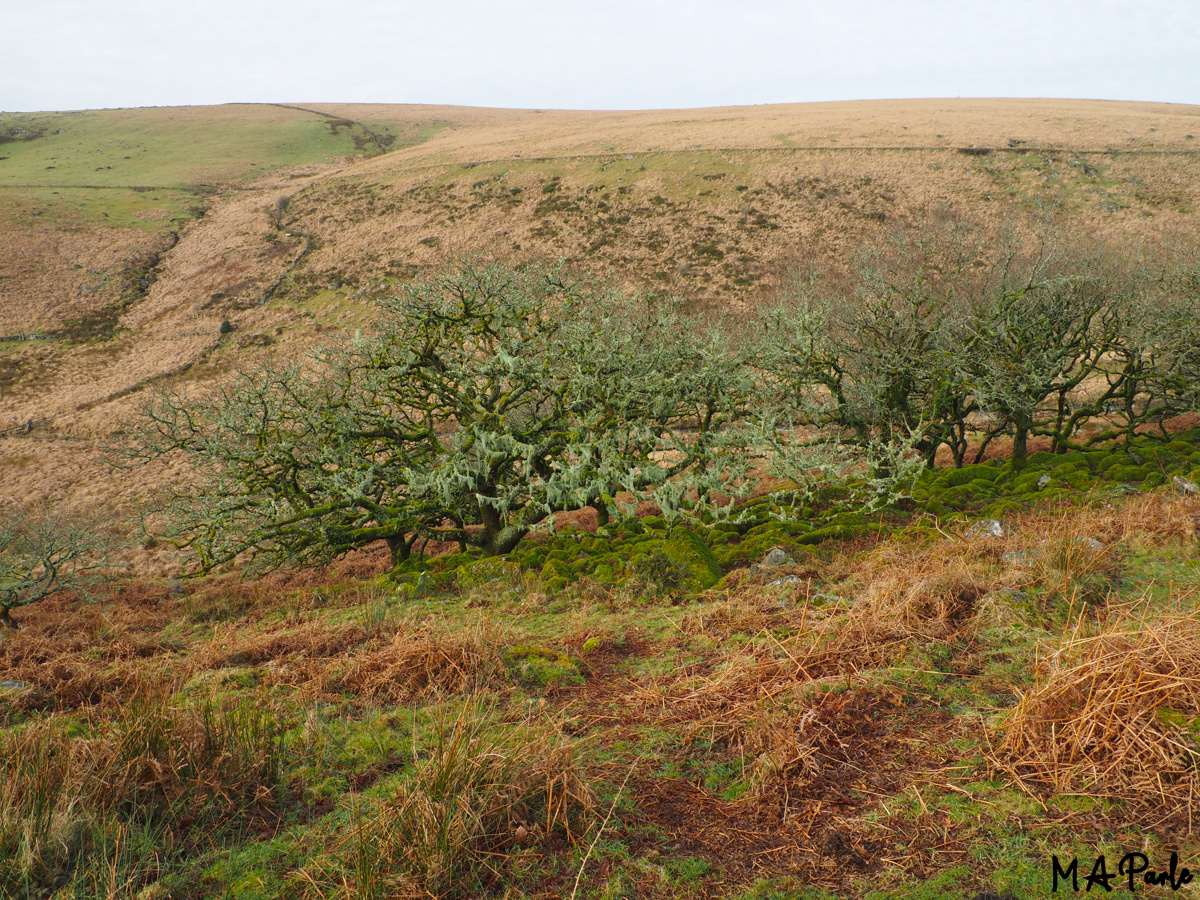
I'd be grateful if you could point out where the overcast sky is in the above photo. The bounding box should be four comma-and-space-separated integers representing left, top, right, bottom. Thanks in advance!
3, 0, 1198, 112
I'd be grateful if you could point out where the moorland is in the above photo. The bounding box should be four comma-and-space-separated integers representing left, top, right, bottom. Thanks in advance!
1, 98, 1200, 900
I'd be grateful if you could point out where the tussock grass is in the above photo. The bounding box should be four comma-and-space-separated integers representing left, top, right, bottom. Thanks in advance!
328, 697, 593, 898
0, 677, 285, 893
330, 617, 509, 702
850, 550, 987, 638
990, 603, 1200, 825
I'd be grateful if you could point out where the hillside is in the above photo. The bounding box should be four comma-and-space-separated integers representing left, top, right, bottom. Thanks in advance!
2, 98, 1200, 900
3, 99, 1200, 527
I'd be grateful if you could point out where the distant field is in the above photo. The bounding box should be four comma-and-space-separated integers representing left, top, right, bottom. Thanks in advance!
0, 104, 440, 190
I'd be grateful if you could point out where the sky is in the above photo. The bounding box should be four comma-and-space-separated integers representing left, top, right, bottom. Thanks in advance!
3, 0, 1198, 112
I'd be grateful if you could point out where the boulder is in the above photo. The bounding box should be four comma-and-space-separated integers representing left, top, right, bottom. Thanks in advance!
768, 574, 802, 587
763, 547, 794, 568
966, 519, 1004, 538
1174, 476, 1199, 495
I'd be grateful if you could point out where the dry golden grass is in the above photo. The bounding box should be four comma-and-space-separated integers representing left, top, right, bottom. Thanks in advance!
990, 604, 1200, 827
323, 617, 509, 703
847, 545, 989, 639
642, 547, 986, 754
192, 620, 368, 672
325, 697, 593, 899
1, 675, 284, 889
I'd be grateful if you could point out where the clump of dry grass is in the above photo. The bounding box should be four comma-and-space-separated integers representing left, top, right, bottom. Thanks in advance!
0, 677, 285, 892
990, 607, 1200, 826
330, 618, 509, 702
1085, 491, 1200, 547
849, 551, 986, 638
192, 620, 367, 671
681, 593, 791, 639
334, 697, 594, 899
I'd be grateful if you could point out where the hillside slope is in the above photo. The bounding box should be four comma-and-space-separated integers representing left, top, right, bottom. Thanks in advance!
2, 98, 1199, 534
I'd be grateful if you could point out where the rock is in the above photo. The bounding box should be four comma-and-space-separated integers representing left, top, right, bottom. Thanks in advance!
768, 575, 802, 587
810, 593, 844, 604
763, 548, 794, 568
0, 680, 29, 692
167, 580, 185, 597
966, 519, 1004, 538
1174, 476, 1199, 495
1082, 537, 1105, 550
1002, 550, 1032, 566
1037, 474, 1052, 489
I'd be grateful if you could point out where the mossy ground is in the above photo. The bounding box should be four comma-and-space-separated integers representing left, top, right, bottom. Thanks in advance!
3, 430, 1199, 899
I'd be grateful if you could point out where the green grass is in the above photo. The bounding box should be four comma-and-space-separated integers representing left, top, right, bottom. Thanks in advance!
2, 106, 377, 188
0, 105, 446, 231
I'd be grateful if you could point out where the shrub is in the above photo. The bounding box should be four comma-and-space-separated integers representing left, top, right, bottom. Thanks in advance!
0, 507, 117, 628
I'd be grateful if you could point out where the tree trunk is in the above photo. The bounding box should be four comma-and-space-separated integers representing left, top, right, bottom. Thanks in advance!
468, 524, 528, 556
385, 534, 411, 570
591, 499, 610, 527
1011, 425, 1030, 471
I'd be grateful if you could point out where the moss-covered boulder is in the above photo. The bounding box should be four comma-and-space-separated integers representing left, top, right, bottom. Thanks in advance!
504, 645, 584, 690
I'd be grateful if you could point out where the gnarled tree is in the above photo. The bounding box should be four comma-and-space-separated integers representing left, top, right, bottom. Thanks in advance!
135, 262, 756, 574
0, 507, 116, 628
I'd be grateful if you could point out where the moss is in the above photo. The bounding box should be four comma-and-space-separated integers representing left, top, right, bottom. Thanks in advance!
456, 557, 521, 588
664, 526, 724, 588
504, 644, 584, 689
924, 498, 949, 518
1097, 452, 1131, 473
796, 518, 881, 545
981, 499, 1026, 520
969, 478, 1000, 497
944, 464, 1003, 487
1061, 469, 1096, 490
1010, 472, 1044, 494
715, 524, 809, 569
1026, 451, 1061, 468
1103, 463, 1149, 483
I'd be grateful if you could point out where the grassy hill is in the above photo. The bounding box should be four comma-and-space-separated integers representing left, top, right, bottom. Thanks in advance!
1, 98, 1200, 899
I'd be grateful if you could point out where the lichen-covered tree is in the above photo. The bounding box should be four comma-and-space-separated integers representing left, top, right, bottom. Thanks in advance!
136, 262, 756, 574
963, 242, 1141, 469
135, 360, 448, 574
760, 215, 987, 469
0, 508, 115, 628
